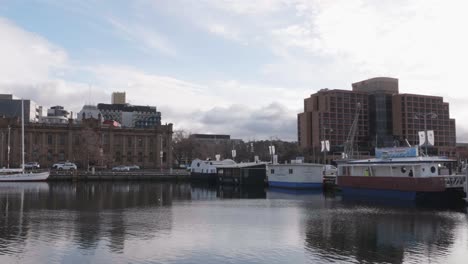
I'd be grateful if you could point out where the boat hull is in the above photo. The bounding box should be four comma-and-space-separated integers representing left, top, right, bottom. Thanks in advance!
0, 171, 50, 182
268, 181, 322, 189
338, 176, 465, 201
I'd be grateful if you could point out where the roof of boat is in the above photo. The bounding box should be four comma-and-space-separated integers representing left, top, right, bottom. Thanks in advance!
267, 163, 324, 167
342, 156, 456, 165
216, 161, 268, 168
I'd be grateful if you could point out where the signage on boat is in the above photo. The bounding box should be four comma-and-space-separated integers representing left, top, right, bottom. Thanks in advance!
375, 147, 419, 159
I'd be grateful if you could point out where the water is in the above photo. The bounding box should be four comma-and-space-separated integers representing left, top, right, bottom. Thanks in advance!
0, 182, 467, 264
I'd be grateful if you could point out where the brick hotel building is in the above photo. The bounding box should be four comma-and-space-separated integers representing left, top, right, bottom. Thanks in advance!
298, 77, 456, 163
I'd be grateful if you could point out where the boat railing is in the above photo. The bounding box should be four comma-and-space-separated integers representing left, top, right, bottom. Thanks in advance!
444, 175, 466, 189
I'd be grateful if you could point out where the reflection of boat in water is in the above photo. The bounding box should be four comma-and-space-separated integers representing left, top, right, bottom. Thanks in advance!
267, 187, 324, 200
267, 163, 324, 189
0, 181, 50, 193
337, 147, 467, 202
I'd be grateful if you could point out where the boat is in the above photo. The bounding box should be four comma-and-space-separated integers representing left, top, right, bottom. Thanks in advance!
267, 162, 324, 189
0, 99, 50, 182
189, 158, 236, 182
337, 147, 467, 202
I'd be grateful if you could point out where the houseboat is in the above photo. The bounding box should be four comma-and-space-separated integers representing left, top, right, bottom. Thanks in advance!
337, 147, 467, 202
190, 159, 236, 182
267, 162, 324, 189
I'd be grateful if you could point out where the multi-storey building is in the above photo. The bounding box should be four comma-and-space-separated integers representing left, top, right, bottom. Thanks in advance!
298, 77, 457, 162
298, 88, 369, 163
393, 94, 456, 156
0, 94, 43, 122
0, 116, 173, 169
97, 103, 161, 128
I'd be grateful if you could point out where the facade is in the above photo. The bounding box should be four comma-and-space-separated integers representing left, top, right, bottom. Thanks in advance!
298, 77, 457, 162
98, 103, 161, 128
77, 105, 102, 121
298, 88, 369, 163
392, 94, 456, 156
40, 105, 71, 125
0, 117, 173, 169
0, 94, 43, 122
112, 92, 126, 104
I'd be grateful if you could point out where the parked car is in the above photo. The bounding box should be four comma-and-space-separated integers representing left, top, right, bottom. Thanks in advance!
56, 162, 77, 170
112, 165, 130, 171
127, 165, 140, 170
52, 162, 66, 169
24, 162, 40, 170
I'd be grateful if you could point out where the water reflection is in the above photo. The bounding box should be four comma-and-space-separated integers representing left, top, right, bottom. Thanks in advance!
0, 182, 466, 264
303, 200, 466, 263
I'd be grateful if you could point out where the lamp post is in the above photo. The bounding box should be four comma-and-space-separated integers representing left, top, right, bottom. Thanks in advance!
414, 112, 437, 156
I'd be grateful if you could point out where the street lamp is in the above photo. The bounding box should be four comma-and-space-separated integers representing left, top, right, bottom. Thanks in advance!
414, 112, 437, 156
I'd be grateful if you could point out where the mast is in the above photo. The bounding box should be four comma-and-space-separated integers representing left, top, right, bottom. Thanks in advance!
21, 99, 25, 172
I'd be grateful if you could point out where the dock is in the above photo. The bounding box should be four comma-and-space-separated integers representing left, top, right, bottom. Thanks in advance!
48, 169, 190, 181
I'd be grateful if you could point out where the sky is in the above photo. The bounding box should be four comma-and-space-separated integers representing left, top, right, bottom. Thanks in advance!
1, 0, 468, 142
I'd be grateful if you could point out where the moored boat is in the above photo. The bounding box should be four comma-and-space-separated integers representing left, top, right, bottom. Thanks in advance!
267, 163, 324, 189
337, 147, 466, 202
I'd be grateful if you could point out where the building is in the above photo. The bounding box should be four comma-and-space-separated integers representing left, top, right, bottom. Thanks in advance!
0, 116, 173, 169
39, 105, 71, 125
298, 88, 369, 163
0, 94, 43, 122
98, 103, 161, 128
112, 92, 126, 104
298, 77, 456, 162
77, 105, 102, 121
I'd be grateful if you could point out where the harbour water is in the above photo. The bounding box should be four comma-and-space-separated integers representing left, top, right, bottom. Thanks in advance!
0, 182, 467, 264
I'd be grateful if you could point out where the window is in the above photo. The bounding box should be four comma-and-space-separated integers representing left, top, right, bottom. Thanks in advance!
58, 150, 65, 161
127, 151, 132, 162
115, 151, 121, 163
47, 150, 53, 161
47, 134, 53, 145
138, 138, 143, 147
59, 134, 65, 145
289, 169, 293, 174
270, 169, 275, 174
127, 137, 132, 147
138, 152, 143, 162
149, 152, 154, 161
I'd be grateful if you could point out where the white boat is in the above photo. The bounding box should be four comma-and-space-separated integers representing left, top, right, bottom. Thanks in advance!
267, 163, 324, 189
0, 99, 49, 182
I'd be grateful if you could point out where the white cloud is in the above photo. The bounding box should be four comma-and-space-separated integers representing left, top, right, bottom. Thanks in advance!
0, 17, 67, 84
106, 17, 177, 57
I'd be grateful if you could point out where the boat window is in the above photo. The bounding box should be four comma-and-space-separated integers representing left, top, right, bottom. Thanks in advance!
271, 169, 275, 174
401, 167, 407, 173
197, 162, 200, 167
430, 166, 436, 173
289, 169, 293, 174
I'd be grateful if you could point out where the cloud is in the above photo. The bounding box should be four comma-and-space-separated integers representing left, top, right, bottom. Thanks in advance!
0, 17, 67, 84
106, 17, 177, 57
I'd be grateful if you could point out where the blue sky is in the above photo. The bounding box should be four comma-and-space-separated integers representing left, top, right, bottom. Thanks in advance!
1, 0, 468, 141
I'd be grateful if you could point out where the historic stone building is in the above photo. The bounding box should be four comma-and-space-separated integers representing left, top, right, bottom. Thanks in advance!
0, 117, 173, 169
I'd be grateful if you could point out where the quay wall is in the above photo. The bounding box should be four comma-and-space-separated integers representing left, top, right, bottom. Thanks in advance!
48, 169, 190, 181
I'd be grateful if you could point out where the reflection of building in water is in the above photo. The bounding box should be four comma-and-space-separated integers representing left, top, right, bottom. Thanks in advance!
303, 206, 459, 263
0, 182, 195, 254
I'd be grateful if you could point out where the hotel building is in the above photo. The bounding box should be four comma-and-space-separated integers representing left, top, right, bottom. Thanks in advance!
298, 77, 456, 163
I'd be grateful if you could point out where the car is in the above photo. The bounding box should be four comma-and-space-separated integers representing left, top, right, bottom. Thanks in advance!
24, 162, 40, 170
127, 165, 140, 170
52, 162, 66, 169
112, 165, 130, 171
56, 162, 77, 170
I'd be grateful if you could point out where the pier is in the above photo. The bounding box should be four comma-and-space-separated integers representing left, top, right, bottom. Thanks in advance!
48, 169, 190, 181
